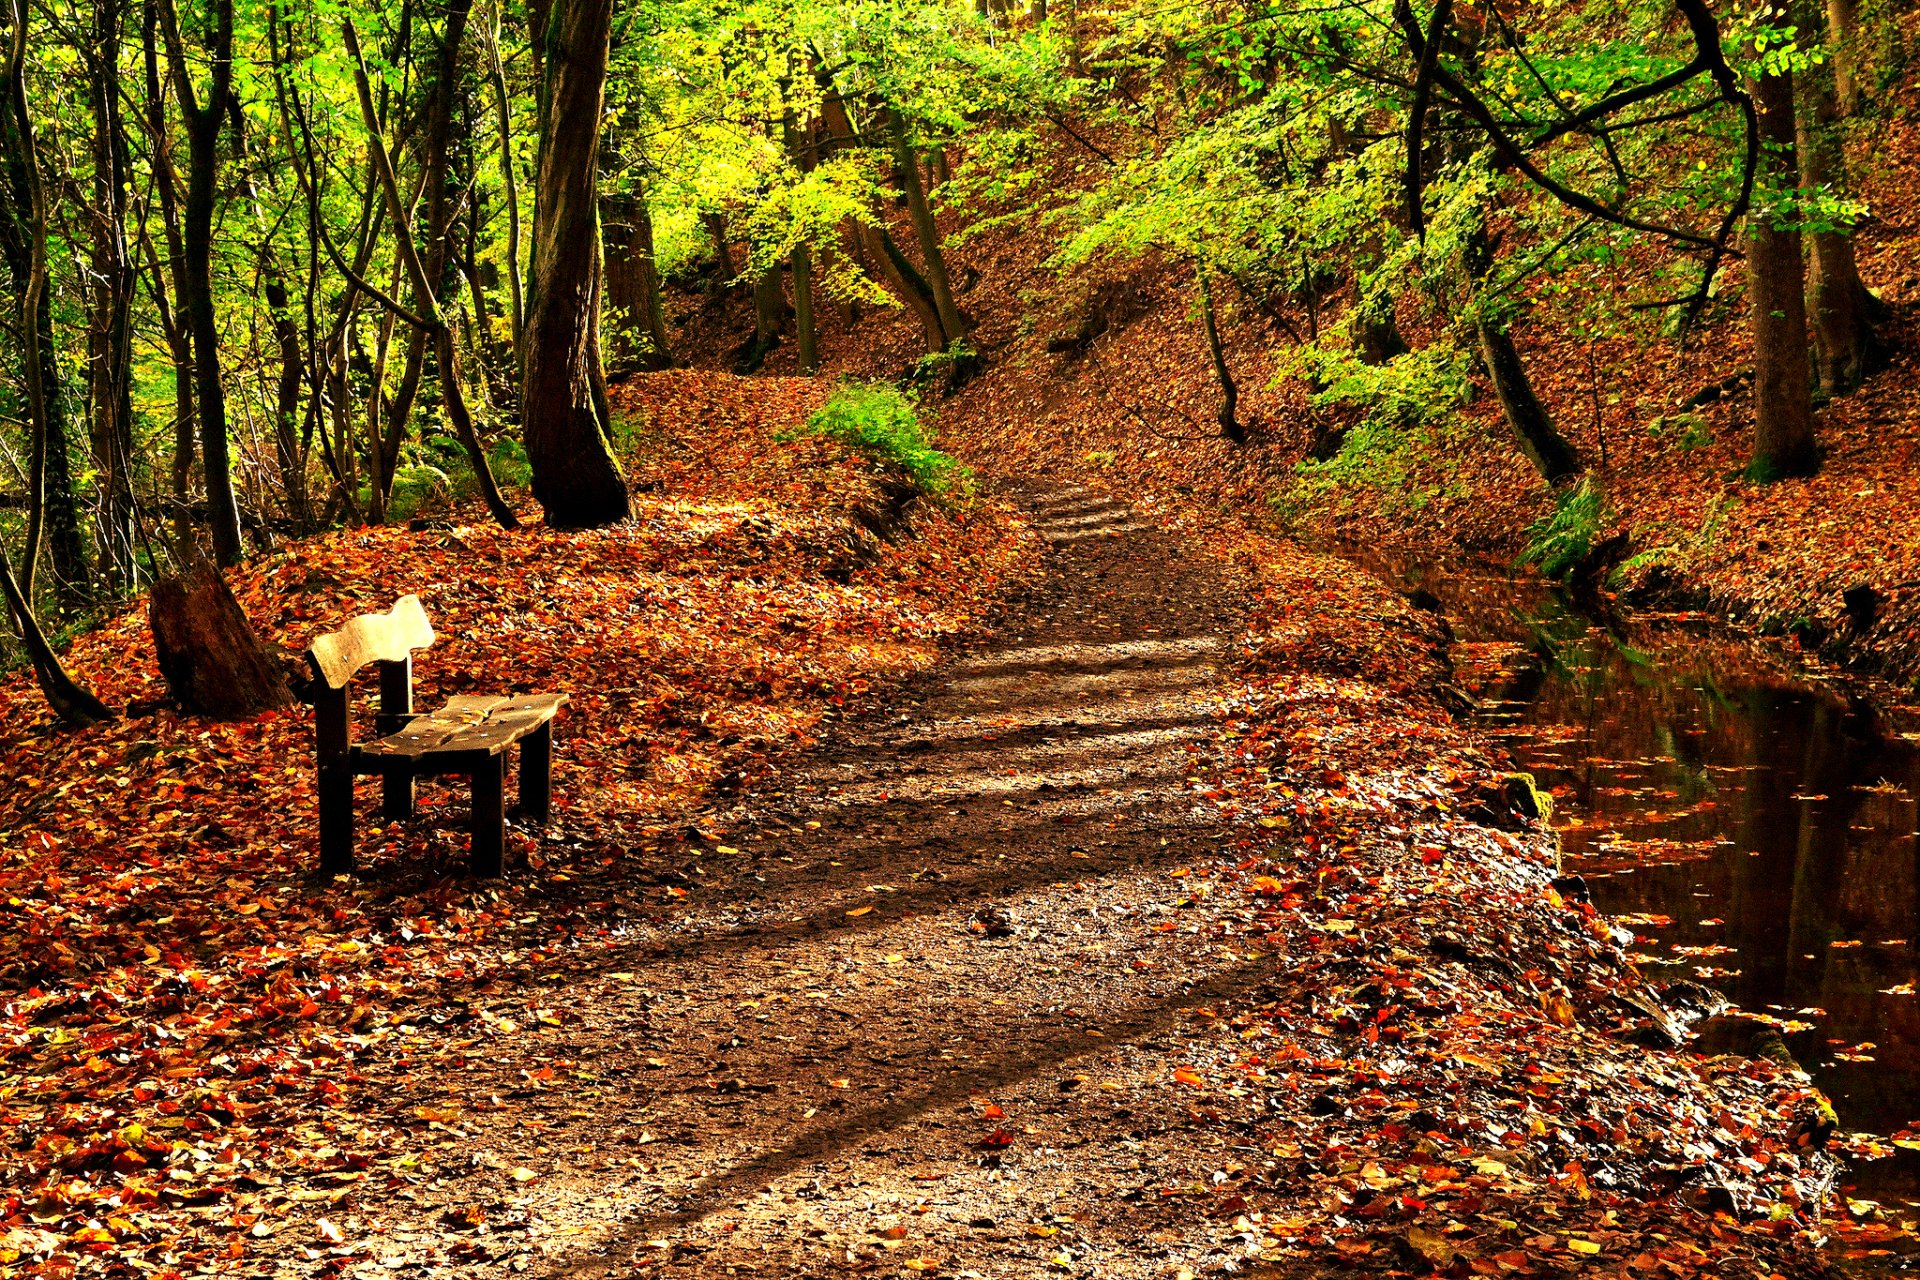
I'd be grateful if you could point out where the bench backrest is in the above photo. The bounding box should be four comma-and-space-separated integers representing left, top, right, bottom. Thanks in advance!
308, 595, 435, 691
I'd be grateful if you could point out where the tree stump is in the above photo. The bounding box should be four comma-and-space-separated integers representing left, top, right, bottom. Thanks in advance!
149, 566, 294, 718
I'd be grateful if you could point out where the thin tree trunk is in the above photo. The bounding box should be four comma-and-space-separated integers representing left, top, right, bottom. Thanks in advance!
634, 190, 673, 362
87, 0, 138, 590
885, 106, 967, 348
739, 266, 784, 372
1195, 263, 1243, 444
865, 222, 947, 353
484, 0, 524, 368
793, 241, 818, 373
0, 543, 114, 727
1827, 0, 1859, 117
343, 18, 519, 529
1477, 322, 1581, 484
264, 278, 312, 530
601, 192, 670, 370
705, 211, 737, 284
808, 63, 946, 355
367, 259, 402, 523
156, 0, 245, 565
1466, 221, 1581, 485
520, 0, 629, 527
1, 8, 89, 607
141, 0, 194, 545
1747, 62, 1817, 477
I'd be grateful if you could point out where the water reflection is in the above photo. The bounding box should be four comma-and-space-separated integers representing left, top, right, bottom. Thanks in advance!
1357, 555, 1920, 1203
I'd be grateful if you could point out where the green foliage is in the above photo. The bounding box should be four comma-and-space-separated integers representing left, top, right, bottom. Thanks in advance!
1519, 479, 1606, 579
1272, 341, 1476, 522
488, 436, 533, 489
384, 466, 454, 523
1646, 412, 1712, 450
784, 382, 967, 496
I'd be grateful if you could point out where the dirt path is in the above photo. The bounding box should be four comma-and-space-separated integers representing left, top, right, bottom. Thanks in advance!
343, 484, 1287, 1279
252, 482, 1845, 1280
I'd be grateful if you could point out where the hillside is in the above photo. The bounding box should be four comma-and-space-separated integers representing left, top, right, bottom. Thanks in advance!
676, 14, 1920, 695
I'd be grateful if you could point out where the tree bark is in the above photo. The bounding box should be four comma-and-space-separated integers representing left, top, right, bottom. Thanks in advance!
264, 277, 313, 531
704, 211, 738, 286
1476, 321, 1581, 485
521, 0, 629, 526
1, 9, 90, 608
601, 191, 671, 370
885, 106, 967, 348
1465, 222, 1581, 485
738, 266, 784, 372
1195, 264, 1243, 444
1827, 0, 1859, 117
483, 2, 524, 368
0, 543, 113, 727
86, 0, 138, 590
793, 241, 818, 373
149, 564, 293, 718
140, 0, 195, 544
865, 222, 947, 353
156, 0, 245, 566
1795, 0, 1877, 396
1747, 65, 1817, 476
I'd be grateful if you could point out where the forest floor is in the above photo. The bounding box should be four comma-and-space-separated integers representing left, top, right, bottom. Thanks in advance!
5, 387, 1870, 1277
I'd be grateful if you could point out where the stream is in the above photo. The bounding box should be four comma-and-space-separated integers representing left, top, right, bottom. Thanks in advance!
1357, 553, 1920, 1213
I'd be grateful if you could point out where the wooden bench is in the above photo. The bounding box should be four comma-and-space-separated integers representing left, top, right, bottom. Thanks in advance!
305, 595, 567, 876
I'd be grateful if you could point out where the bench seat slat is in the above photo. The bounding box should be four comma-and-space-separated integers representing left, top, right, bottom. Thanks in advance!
359, 693, 568, 761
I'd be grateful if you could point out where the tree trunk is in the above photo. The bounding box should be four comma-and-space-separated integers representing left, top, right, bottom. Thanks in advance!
157, 0, 246, 566
704, 211, 737, 285
807, 63, 946, 355
1, 15, 90, 608
521, 0, 630, 527
1748, 65, 1817, 477
793, 241, 818, 373
634, 192, 673, 362
141, 2, 195, 545
1477, 320, 1581, 485
885, 106, 967, 348
264, 277, 313, 531
601, 192, 671, 371
1795, 1, 1877, 396
87, 0, 138, 591
149, 564, 293, 718
1195, 264, 1243, 444
738, 266, 784, 373
344, 18, 519, 530
1827, 0, 1859, 117
1465, 222, 1581, 485
0, 543, 114, 727
864, 222, 947, 353
484, 4, 524, 368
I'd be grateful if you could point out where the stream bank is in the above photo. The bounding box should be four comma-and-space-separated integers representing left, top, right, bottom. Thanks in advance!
1354, 549, 1920, 1245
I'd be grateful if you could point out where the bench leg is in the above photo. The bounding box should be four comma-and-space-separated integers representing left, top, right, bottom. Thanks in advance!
471, 757, 506, 877
319, 764, 355, 876
519, 724, 552, 824
382, 765, 415, 823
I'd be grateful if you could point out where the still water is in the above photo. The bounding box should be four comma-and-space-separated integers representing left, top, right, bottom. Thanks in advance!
1360, 556, 1920, 1207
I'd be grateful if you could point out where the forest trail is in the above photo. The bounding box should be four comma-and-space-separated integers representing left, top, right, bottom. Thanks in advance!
391, 486, 1282, 1278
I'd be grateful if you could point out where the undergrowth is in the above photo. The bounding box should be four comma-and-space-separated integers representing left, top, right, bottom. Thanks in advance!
784, 382, 968, 496
1519, 478, 1605, 578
